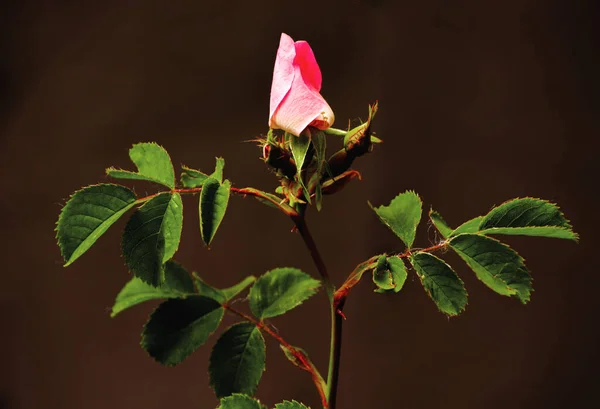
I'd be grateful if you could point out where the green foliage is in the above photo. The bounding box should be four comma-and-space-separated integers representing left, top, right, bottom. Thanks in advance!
106, 142, 175, 188
450, 234, 532, 303
57, 184, 137, 266
217, 394, 267, 409
410, 252, 468, 316
193, 274, 256, 303
478, 198, 578, 240
199, 178, 231, 246
249, 268, 321, 320
212, 157, 226, 183
210, 322, 266, 398
451, 216, 484, 236
111, 260, 194, 317
122, 192, 183, 286
429, 209, 453, 238
274, 401, 310, 409
141, 295, 224, 366
373, 256, 407, 294
369, 190, 422, 248
180, 165, 209, 188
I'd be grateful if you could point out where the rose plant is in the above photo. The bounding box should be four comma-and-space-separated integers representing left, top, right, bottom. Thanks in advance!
55, 33, 578, 409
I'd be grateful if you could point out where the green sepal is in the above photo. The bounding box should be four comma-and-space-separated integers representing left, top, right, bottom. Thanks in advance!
121, 192, 183, 286
410, 252, 468, 316
180, 165, 209, 188
111, 260, 194, 317
369, 190, 422, 248
209, 322, 266, 398
478, 198, 578, 241
289, 131, 311, 175
106, 142, 175, 188
57, 184, 137, 266
217, 394, 268, 409
249, 268, 321, 320
199, 178, 231, 246
141, 295, 224, 366
450, 233, 532, 303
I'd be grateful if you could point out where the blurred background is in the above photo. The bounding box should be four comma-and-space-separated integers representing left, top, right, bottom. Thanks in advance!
1, 1, 598, 408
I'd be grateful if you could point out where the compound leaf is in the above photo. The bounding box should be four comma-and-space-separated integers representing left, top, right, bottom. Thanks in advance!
106, 142, 175, 188
450, 233, 532, 303
479, 198, 578, 241
199, 178, 231, 246
111, 260, 194, 317
249, 268, 321, 320
217, 395, 267, 409
122, 192, 183, 286
180, 165, 209, 188
141, 295, 224, 366
410, 252, 468, 316
57, 184, 137, 266
369, 191, 422, 248
209, 322, 266, 398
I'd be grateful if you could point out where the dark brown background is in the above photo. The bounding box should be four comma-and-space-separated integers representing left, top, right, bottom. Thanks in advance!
1, 1, 598, 408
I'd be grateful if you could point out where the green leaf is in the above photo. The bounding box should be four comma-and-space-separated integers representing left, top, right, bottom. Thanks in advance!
373, 255, 394, 290
209, 322, 266, 398
106, 142, 175, 188
450, 234, 532, 303
410, 252, 468, 316
373, 256, 408, 294
211, 157, 225, 183
221, 276, 257, 300
451, 216, 484, 236
141, 295, 224, 366
111, 260, 194, 317
192, 273, 226, 302
217, 394, 267, 409
369, 190, 423, 248
180, 165, 209, 188
289, 132, 311, 174
122, 192, 183, 286
199, 178, 231, 246
57, 184, 137, 266
275, 401, 311, 409
429, 209, 453, 238
478, 198, 578, 241
249, 268, 321, 320
193, 274, 256, 303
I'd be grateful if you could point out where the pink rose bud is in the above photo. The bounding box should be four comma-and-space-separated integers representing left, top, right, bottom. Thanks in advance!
269, 33, 335, 136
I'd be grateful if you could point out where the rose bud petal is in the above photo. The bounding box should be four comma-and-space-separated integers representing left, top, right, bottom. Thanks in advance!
269, 33, 335, 136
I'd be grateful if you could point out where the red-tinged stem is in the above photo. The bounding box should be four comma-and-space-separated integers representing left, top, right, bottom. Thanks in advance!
135, 186, 297, 217
222, 303, 328, 407
289, 214, 336, 409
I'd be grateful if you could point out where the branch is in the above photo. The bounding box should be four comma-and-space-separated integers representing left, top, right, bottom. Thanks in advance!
222, 303, 328, 408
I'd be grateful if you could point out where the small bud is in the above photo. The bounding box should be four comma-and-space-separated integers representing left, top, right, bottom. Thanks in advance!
344, 102, 378, 157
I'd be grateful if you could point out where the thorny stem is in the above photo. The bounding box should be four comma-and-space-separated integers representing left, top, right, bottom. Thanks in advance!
223, 303, 328, 407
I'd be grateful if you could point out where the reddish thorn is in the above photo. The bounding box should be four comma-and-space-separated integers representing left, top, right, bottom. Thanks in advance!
337, 309, 347, 320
